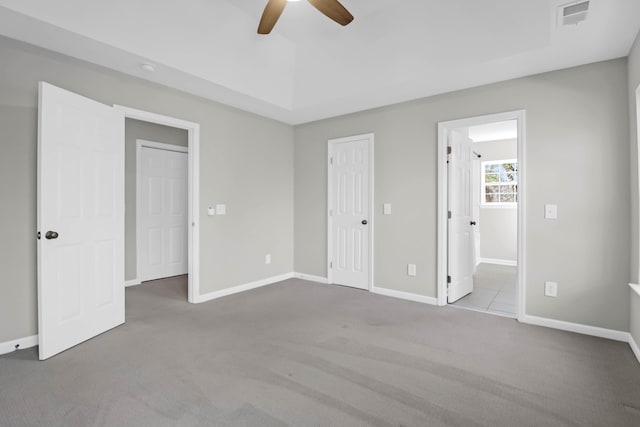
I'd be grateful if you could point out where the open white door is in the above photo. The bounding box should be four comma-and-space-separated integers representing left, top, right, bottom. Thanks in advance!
329, 135, 372, 290
447, 129, 475, 303
38, 82, 125, 360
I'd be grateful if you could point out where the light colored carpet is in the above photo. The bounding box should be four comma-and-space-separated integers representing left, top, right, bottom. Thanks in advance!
1, 276, 640, 426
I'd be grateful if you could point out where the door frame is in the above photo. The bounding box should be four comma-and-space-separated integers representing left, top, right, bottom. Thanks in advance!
136, 140, 189, 283
327, 133, 375, 291
437, 110, 526, 320
115, 105, 200, 304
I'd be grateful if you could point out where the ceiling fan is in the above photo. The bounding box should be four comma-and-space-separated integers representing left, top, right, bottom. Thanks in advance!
258, 0, 354, 34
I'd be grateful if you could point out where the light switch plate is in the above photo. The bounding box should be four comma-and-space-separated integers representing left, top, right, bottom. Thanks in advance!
207, 206, 215, 216
407, 264, 417, 277
545, 281, 558, 297
216, 204, 226, 215
383, 203, 392, 215
545, 204, 557, 219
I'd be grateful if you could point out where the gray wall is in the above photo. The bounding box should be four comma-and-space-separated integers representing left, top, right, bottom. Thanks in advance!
0, 36, 294, 343
294, 58, 631, 331
629, 30, 640, 346
124, 119, 188, 281
475, 139, 517, 263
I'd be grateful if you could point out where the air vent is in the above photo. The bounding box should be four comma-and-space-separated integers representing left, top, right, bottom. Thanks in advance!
558, 1, 589, 26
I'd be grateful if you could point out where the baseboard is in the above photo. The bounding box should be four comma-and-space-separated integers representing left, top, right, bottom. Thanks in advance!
520, 314, 629, 342
478, 258, 517, 267
371, 286, 438, 306
194, 272, 294, 303
629, 332, 640, 365
0, 334, 38, 356
293, 272, 329, 284
125, 279, 141, 287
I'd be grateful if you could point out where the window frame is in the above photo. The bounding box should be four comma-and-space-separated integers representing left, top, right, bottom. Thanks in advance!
480, 158, 518, 207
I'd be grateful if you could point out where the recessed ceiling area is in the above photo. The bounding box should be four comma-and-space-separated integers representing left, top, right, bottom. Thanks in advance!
0, 0, 639, 124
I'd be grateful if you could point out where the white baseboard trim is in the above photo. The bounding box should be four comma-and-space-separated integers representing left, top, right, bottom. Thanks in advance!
194, 272, 294, 303
478, 258, 517, 267
0, 334, 38, 356
293, 272, 329, 284
520, 314, 629, 342
125, 279, 142, 287
371, 286, 438, 306
629, 333, 640, 365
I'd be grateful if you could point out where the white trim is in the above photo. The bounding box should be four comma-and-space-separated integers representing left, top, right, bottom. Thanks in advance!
629, 332, 640, 365
478, 258, 518, 267
520, 314, 629, 342
371, 286, 438, 306
194, 273, 294, 303
437, 110, 527, 323
115, 105, 200, 304
0, 334, 38, 355
137, 139, 188, 153
630, 283, 640, 298
327, 133, 375, 291
125, 279, 141, 287
293, 272, 329, 284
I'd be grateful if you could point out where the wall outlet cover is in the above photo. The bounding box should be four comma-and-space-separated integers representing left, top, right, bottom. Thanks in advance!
207, 206, 215, 216
216, 204, 226, 215
265, 254, 271, 265
544, 281, 558, 297
383, 203, 392, 215
407, 264, 417, 277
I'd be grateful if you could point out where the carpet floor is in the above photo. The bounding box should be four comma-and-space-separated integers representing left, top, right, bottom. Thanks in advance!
1, 276, 640, 426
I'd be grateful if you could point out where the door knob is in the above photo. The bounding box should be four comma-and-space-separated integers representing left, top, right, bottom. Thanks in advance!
361, 220, 368, 225
45, 231, 59, 240
470, 221, 477, 226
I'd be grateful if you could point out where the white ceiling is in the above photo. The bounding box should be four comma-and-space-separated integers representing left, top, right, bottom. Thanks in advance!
1, 0, 639, 124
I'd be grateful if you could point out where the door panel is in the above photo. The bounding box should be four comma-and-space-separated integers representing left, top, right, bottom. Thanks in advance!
139, 147, 188, 281
38, 82, 125, 360
330, 137, 371, 290
448, 130, 475, 303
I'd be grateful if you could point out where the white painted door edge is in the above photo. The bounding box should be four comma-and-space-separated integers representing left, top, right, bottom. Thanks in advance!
437, 110, 526, 322
327, 133, 374, 291
115, 105, 200, 304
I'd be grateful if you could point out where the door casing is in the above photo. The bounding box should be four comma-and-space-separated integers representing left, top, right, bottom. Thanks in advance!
327, 133, 374, 291
115, 105, 200, 303
437, 111, 526, 320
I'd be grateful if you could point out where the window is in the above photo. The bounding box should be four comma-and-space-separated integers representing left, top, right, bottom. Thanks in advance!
481, 159, 518, 205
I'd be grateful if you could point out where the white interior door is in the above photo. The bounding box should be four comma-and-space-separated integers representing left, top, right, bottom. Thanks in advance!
139, 144, 188, 281
329, 136, 371, 290
38, 82, 125, 360
448, 129, 475, 303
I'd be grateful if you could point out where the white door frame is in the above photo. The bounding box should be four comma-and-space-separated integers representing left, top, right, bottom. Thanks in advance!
327, 133, 375, 291
136, 140, 189, 284
115, 105, 200, 304
437, 110, 526, 320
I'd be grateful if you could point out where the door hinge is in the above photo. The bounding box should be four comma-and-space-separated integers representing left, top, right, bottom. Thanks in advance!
330, 261, 333, 269
447, 275, 451, 284
330, 157, 333, 165
37, 231, 41, 240
448, 211, 452, 219
329, 209, 333, 216
447, 146, 452, 155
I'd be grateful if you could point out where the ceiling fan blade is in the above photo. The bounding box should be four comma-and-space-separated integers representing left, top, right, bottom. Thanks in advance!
307, 0, 354, 26
258, 0, 287, 34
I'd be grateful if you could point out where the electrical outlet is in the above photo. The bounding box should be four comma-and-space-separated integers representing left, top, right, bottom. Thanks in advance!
544, 281, 558, 297
265, 254, 271, 265
383, 203, 392, 215
407, 264, 417, 277
544, 204, 557, 219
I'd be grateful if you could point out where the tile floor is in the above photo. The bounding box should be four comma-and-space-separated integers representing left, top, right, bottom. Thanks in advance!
450, 263, 517, 317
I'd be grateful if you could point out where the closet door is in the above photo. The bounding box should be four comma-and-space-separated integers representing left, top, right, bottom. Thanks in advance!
139, 145, 188, 281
